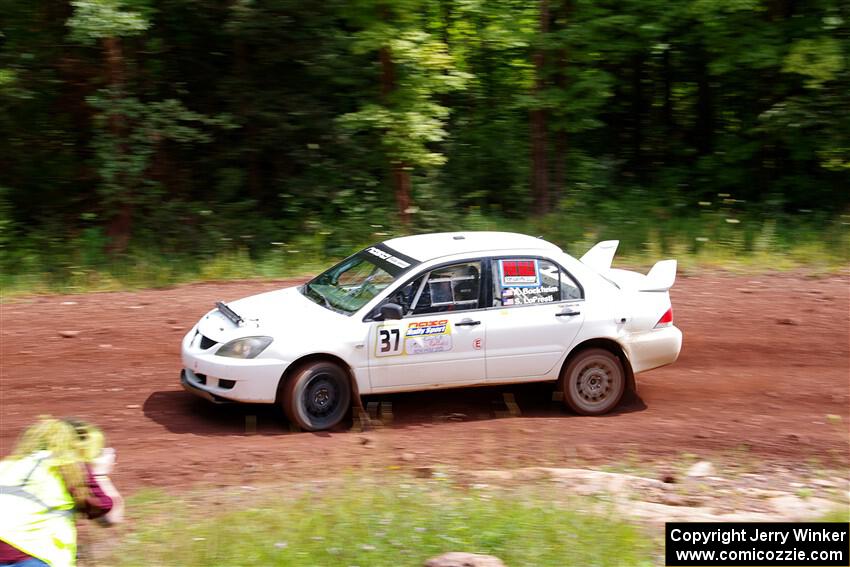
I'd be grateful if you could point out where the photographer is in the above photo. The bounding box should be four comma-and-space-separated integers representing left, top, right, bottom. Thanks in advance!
0, 417, 124, 567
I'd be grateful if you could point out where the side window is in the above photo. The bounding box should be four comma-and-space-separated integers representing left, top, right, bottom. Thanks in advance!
558, 266, 582, 300
492, 258, 582, 306
410, 261, 482, 315
382, 274, 426, 315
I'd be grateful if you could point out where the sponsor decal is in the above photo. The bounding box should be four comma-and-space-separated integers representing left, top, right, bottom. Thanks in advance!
473, 338, 482, 350
502, 285, 558, 305
375, 319, 453, 357
499, 259, 540, 287
405, 319, 452, 354
367, 246, 410, 269
407, 334, 452, 355
406, 319, 448, 336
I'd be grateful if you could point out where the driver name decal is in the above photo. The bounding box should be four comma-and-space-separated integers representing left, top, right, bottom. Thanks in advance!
502, 285, 558, 305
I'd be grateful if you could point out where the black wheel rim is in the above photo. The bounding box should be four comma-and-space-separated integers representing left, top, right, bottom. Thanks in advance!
302, 373, 340, 419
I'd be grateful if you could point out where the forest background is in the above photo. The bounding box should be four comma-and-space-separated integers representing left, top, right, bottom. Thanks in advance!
1, 0, 848, 292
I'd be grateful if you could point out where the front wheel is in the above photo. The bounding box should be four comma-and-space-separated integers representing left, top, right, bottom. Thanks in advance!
562, 348, 625, 416
282, 361, 352, 431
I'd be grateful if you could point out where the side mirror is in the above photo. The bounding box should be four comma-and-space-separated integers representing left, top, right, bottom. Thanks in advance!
379, 303, 404, 321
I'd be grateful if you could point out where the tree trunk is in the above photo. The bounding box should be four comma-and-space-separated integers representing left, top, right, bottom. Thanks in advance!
380, 43, 411, 225
662, 41, 673, 161
631, 53, 646, 182
393, 163, 412, 219
102, 36, 133, 255
530, 0, 550, 216
695, 54, 713, 156
552, 0, 572, 203
105, 202, 133, 254
103, 36, 124, 88
233, 30, 261, 201
554, 130, 567, 203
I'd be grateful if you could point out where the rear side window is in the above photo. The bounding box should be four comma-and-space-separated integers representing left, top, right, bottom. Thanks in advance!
491, 258, 582, 306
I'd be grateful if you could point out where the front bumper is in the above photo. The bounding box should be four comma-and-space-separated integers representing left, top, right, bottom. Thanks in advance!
181, 368, 230, 403
181, 329, 288, 403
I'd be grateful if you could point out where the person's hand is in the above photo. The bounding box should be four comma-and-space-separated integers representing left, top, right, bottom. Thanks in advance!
91, 447, 115, 476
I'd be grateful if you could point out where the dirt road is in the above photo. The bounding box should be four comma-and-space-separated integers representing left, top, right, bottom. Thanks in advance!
2, 272, 848, 491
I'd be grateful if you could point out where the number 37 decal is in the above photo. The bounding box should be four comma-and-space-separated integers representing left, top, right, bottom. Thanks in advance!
378, 327, 402, 355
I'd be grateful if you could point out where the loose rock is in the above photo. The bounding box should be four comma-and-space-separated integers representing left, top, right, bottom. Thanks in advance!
660, 471, 677, 484
414, 466, 433, 478
686, 461, 715, 478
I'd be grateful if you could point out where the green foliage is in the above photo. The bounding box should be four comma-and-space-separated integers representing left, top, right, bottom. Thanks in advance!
0, 0, 847, 279
783, 38, 845, 89
100, 476, 654, 567
340, 102, 452, 168
87, 91, 232, 210
67, 0, 149, 44
340, 6, 470, 171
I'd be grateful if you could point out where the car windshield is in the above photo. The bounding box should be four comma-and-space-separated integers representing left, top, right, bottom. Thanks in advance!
302, 245, 418, 315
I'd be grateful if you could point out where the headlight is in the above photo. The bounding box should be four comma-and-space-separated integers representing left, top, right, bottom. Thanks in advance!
216, 336, 273, 359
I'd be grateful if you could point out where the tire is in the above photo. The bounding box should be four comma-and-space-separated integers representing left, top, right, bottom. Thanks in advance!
562, 348, 625, 416
282, 361, 352, 431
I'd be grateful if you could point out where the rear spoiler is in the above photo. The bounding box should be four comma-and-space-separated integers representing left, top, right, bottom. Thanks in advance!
581, 240, 677, 291
580, 240, 619, 271
640, 259, 677, 292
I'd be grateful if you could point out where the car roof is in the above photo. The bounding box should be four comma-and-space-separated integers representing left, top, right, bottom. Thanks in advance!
382, 231, 562, 262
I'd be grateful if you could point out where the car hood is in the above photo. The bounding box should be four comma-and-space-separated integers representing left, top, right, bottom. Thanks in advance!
196, 286, 344, 343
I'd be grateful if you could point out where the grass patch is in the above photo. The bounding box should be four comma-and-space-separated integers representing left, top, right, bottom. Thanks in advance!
819, 507, 850, 523
2, 208, 848, 299
96, 476, 655, 567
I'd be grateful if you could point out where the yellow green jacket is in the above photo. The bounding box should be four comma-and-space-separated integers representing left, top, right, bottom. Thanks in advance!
0, 451, 77, 567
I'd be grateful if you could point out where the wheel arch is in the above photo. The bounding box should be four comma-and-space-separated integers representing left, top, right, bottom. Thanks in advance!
557, 338, 636, 395
276, 353, 363, 410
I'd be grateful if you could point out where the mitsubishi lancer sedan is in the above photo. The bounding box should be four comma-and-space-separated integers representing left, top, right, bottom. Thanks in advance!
181, 232, 682, 430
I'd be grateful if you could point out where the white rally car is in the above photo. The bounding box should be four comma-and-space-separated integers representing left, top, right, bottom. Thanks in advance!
181, 232, 682, 430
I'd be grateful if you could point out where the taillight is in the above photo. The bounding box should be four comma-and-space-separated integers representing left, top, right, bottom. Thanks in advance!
655, 307, 673, 328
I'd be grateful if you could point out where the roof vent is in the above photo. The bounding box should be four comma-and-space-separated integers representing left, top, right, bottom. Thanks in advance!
453, 235, 465, 240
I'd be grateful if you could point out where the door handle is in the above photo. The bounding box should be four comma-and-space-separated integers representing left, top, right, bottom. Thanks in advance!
556, 309, 581, 317
455, 319, 481, 327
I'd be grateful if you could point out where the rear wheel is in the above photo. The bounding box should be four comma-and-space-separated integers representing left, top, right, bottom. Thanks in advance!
562, 348, 625, 415
282, 361, 351, 431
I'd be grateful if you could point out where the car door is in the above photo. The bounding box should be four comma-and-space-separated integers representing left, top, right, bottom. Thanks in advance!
484, 257, 586, 382
368, 260, 487, 391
